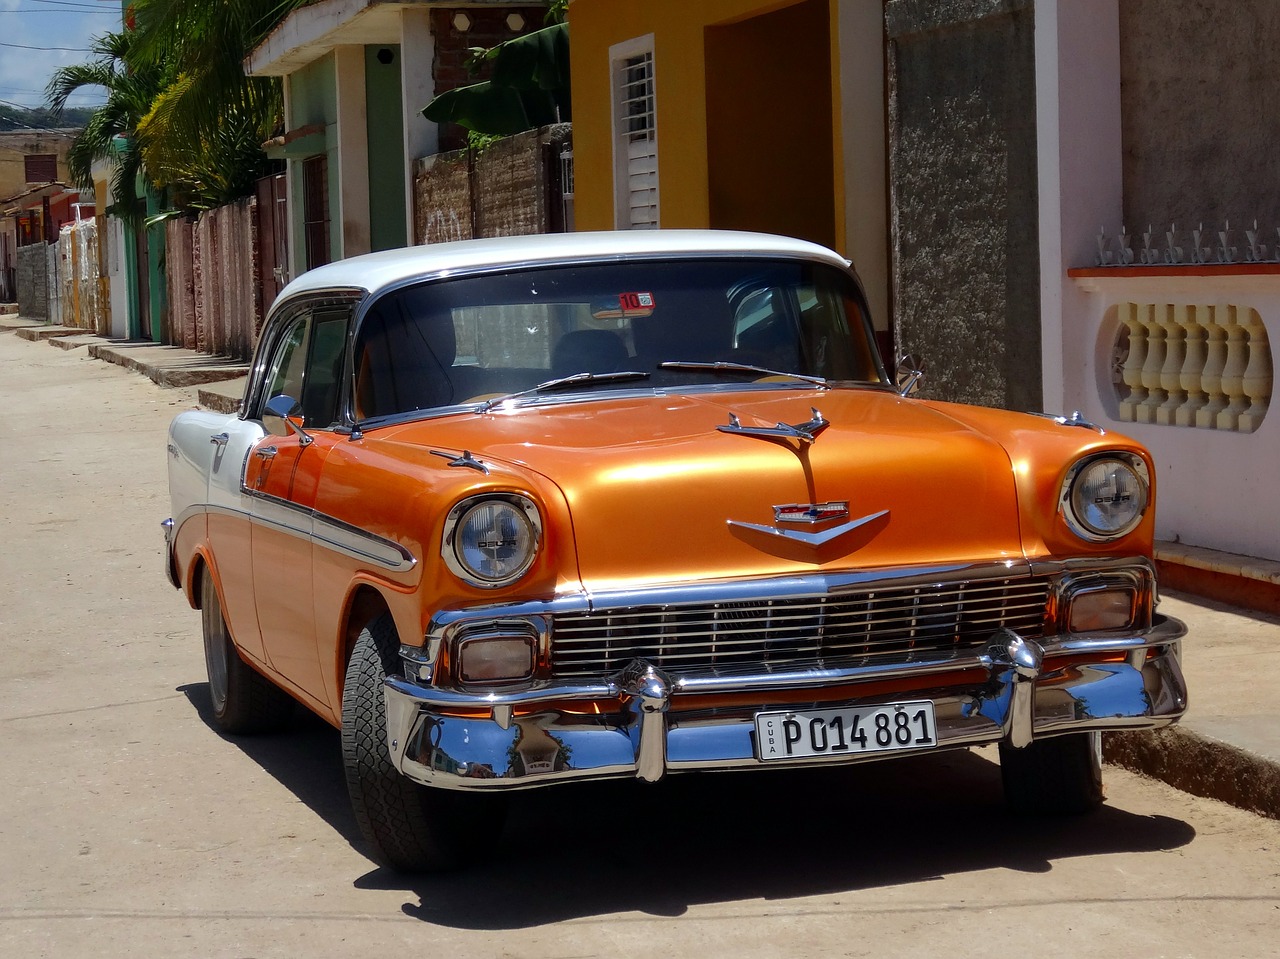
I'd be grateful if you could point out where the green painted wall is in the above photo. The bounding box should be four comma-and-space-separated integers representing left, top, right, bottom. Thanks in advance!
287, 55, 341, 273
365, 45, 406, 252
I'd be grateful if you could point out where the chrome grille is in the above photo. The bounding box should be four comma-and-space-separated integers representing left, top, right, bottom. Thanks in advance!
550, 576, 1050, 678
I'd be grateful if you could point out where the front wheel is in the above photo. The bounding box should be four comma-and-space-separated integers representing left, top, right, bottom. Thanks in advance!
200, 564, 293, 734
999, 731, 1104, 814
341, 613, 507, 872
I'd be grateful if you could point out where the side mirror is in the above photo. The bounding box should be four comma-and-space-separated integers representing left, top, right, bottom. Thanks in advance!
894, 354, 925, 397
263, 394, 313, 446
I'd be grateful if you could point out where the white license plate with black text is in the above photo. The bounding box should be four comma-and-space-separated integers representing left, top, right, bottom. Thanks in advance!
755, 701, 938, 761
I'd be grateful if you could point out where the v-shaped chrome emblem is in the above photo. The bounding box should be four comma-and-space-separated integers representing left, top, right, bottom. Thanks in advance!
728, 509, 889, 549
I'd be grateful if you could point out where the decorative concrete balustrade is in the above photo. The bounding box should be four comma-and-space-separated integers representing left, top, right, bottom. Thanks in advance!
1114, 301, 1272, 433
1066, 264, 1280, 563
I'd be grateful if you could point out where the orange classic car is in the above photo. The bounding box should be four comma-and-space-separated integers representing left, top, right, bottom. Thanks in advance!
164, 230, 1187, 871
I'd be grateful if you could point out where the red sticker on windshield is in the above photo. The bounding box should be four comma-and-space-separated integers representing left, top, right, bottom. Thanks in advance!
592, 292, 655, 320
621, 291, 654, 311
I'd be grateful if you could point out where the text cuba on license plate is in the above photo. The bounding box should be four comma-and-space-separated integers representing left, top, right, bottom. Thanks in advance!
754, 701, 938, 761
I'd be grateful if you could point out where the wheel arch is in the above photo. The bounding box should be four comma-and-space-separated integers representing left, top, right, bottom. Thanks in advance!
189, 549, 215, 610
335, 583, 398, 705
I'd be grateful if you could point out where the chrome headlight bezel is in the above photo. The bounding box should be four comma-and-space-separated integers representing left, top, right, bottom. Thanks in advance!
1060, 452, 1151, 542
442, 494, 542, 589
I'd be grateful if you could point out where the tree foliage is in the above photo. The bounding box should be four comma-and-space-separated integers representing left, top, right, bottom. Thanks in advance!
422, 21, 571, 138
0, 104, 95, 133
45, 0, 304, 216
44, 30, 167, 223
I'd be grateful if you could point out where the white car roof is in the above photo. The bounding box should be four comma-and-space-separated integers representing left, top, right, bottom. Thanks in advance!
276, 230, 853, 303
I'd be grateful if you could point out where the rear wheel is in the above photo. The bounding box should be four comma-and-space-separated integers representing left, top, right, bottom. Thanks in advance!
999, 731, 1104, 814
200, 564, 293, 734
341, 613, 507, 872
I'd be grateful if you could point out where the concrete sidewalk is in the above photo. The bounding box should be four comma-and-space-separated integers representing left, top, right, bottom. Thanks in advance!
0, 318, 249, 411
5, 318, 1278, 820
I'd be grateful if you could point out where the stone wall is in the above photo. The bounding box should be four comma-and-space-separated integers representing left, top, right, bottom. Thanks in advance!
16, 243, 47, 320
1120, 0, 1280, 234
886, 0, 1042, 412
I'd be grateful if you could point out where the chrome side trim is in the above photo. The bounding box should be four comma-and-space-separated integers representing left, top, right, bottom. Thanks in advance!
179, 499, 417, 572
161, 518, 179, 589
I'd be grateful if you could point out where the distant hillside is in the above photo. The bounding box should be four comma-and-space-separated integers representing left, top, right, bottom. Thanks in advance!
0, 104, 93, 133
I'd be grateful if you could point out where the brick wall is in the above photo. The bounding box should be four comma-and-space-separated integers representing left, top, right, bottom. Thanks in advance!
430, 6, 549, 152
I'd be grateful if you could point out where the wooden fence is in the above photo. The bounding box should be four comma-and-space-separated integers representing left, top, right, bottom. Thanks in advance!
414, 124, 573, 244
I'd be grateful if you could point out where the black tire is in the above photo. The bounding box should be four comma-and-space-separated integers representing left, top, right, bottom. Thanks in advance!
341, 613, 507, 873
200, 564, 294, 734
999, 731, 1104, 815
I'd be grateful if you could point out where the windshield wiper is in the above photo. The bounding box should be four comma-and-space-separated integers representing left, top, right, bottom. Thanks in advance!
476, 370, 651, 413
659, 360, 829, 389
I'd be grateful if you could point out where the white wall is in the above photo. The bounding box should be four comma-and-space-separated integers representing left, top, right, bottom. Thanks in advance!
1069, 272, 1279, 562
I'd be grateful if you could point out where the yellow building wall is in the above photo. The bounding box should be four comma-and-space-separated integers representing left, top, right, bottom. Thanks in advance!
569, 0, 843, 245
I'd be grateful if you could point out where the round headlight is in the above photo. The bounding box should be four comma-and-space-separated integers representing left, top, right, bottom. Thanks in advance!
444, 496, 541, 587
1062, 454, 1149, 541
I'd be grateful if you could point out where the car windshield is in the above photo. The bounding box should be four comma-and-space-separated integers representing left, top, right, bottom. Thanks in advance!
351, 257, 885, 420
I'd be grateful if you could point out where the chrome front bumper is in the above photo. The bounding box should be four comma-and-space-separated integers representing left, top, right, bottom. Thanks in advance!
383, 615, 1187, 791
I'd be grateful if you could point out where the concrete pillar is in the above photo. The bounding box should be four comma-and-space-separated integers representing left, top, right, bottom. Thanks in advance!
401, 7, 436, 247
836, 0, 890, 339
334, 44, 372, 258
1035, 0, 1123, 413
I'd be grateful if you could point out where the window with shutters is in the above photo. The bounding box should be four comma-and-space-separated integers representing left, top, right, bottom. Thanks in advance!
302, 155, 331, 270
610, 36, 658, 229
24, 153, 57, 184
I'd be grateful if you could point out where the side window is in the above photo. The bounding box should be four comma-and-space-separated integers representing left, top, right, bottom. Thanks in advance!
299, 309, 349, 428
263, 316, 309, 417
261, 306, 350, 433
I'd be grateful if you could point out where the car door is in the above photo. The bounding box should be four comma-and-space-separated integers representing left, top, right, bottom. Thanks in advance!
244, 302, 351, 710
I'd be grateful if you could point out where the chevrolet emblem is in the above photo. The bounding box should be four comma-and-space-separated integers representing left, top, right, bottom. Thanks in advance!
774, 502, 850, 525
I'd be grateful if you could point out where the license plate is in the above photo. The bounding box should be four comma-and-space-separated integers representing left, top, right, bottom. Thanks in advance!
754, 701, 938, 761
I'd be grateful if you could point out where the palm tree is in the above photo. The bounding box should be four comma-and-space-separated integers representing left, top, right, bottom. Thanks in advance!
44, 30, 167, 224
126, 0, 304, 211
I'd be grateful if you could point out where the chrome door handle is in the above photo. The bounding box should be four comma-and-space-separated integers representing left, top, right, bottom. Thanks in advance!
256, 446, 278, 459
210, 432, 229, 447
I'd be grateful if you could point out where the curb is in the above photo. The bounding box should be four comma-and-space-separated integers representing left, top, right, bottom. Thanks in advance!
15, 325, 84, 341
87, 341, 250, 389
1105, 727, 1280, 820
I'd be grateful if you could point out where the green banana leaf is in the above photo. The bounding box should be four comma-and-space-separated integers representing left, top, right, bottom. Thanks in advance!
422, 22, 570, 136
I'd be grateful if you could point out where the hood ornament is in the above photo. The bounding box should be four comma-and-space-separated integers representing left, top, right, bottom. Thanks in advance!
718, 408, 829, 445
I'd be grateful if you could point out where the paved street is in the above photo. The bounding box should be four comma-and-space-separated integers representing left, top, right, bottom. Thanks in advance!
2, 330, 1278, 959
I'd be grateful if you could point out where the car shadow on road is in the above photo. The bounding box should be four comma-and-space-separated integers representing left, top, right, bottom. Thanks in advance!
386, 751, 1195, 930
180, 682, 364, 847
180, 682, 1196, 928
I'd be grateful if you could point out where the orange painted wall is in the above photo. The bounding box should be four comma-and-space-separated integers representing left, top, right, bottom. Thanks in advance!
568, 0, 839, 239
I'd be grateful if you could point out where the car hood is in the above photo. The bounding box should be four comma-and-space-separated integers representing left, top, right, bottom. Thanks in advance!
378, 389, 1027, 589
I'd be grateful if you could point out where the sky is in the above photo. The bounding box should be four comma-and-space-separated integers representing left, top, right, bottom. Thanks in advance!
0, 0, 122, 114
